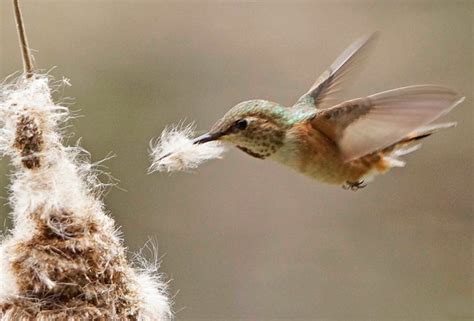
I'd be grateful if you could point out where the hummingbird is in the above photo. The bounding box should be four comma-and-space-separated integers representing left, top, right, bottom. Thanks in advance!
192, 34, 464, 190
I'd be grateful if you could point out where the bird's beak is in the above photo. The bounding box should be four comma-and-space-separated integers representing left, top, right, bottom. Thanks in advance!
159, 131, 222, 161
192, 132, 223, 145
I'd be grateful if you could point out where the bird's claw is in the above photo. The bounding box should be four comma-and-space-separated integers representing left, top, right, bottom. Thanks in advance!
343, 180, 367, 191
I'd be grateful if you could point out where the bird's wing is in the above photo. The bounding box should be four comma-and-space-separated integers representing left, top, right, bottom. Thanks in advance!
310, 85, 463, 161
295, 33, 377, 110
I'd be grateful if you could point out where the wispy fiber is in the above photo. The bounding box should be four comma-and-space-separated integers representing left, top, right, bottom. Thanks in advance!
149, 122, 226, 173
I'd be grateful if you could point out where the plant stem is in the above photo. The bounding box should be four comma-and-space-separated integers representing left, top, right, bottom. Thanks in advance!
13, 0, 33, 78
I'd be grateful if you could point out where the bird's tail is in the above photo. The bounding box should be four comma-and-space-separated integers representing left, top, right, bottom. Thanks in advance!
381, 122, 457, 168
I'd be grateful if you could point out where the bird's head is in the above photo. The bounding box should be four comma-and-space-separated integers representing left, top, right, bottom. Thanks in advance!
193, 100, 291, 159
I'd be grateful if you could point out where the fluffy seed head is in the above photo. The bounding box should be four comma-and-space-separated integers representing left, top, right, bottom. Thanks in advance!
0, 75, 172, 320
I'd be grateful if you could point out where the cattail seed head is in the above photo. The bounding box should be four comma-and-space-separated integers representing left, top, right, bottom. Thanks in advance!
0, 75, 172, 320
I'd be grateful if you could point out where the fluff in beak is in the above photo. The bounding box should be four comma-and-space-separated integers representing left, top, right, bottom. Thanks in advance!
149, 123, 227, 173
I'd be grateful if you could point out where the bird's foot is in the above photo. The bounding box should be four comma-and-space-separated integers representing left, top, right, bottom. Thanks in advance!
343, 180, 367, 191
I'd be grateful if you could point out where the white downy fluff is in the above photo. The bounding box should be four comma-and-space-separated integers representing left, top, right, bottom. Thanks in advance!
149, 123, 226, 173
0, 75, 172, 320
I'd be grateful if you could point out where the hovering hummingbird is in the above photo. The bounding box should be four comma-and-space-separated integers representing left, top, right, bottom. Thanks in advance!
192, 34, 464, 190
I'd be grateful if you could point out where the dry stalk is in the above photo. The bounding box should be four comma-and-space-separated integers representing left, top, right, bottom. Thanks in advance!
13, 0, 33, 78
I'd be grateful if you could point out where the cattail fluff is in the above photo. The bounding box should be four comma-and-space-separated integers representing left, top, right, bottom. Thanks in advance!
149, 123, 226, 173
0, 75, 172, 320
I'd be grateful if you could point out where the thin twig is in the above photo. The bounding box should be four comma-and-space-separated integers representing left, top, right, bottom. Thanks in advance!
13, 0, 34, 78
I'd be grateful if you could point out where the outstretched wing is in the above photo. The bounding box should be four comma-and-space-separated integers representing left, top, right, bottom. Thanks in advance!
311, 85, 464, 161
296, 33, 377, 109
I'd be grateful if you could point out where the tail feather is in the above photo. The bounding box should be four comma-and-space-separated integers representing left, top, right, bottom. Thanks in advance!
405, 122, 457, 142
380, 122, 456, 169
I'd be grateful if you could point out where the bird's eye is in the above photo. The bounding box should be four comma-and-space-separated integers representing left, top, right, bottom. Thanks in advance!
234, 119, 248, 130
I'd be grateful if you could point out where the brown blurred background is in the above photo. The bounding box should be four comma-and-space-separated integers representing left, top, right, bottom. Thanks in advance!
1, 1, 472, 320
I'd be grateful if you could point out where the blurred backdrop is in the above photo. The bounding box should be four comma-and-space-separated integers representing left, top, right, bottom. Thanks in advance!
1, 1, 472, 320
